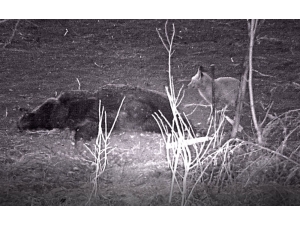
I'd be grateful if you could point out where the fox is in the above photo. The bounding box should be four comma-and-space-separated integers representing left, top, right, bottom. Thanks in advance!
188, 66, 240, 108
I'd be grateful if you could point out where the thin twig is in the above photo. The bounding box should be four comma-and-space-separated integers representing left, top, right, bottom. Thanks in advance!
292, 82, 300, 89
24, 20, 39, 27
164, 20, 170, 45
76, 78, 81, 90
3, 19, 20, 49
156, 28, 169, 52
260, 101, 274, 127
0, 19, 9, 24
253, 69, 274, 77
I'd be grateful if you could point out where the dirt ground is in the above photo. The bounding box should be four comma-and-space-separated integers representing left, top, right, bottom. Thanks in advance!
0, 19, 300, 205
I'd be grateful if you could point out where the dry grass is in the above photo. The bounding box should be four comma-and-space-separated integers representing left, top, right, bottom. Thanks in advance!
186, 109, 300, 205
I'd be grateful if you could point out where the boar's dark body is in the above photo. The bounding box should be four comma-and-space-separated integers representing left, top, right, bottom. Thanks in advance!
18, 85, 192, 141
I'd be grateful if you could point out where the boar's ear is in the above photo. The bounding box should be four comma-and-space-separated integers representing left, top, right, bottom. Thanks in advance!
19, 107, 30, 113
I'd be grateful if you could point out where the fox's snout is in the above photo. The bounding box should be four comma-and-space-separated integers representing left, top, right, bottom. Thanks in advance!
187, 79, 197, 89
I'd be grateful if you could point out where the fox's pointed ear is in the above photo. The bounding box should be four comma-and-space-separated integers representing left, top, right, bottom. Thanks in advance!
197, 66, 204, 78
193, 68, 200, 79
197, 66, 202, 74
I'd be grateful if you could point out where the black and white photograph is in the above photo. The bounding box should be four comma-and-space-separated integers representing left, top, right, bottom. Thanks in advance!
1, 2, 300, 213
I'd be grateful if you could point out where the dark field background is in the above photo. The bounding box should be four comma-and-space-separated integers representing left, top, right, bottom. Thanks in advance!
0, 19, 300, 206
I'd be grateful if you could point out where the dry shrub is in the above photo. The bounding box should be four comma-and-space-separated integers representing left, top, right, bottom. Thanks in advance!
262, 109, 300, 151
185, 109, 300, 205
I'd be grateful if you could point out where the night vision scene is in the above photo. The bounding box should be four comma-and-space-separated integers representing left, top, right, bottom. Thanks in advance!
1, 18, 300, 207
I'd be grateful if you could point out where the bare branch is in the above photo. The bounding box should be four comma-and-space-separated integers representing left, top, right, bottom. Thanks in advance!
253, 69, 274, 77
156, 28, 169, 52
3, 19, 20, 49
170, 23, 175, 47
260, 101, 274, 127
248, 19, 263, 144
0, 19, 9, 24
24, 19, 39, 27
164, 20, 170, 45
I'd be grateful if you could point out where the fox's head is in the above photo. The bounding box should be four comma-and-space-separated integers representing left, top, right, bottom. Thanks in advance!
187, 66, 206, 89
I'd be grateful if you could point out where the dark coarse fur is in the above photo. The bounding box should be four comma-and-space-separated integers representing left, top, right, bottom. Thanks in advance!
18, 85, 193, 141
18, 90, 94, 131
18, 98, 61, 130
